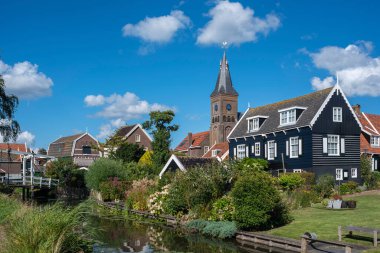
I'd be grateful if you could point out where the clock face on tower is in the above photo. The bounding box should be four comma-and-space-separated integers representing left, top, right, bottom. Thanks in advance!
226, 104, 232, 111
214, 104, 218, 112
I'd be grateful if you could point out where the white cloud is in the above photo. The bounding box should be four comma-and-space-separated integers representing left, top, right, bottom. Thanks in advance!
122, 10, 191, 44
84, 95, 105, 106
0, 60, 53, 99
110, 118, 126, 128
197, 0, 280, 46
0, 131, 36, 146
309, 41, 380, 96
97, 124, 113, 139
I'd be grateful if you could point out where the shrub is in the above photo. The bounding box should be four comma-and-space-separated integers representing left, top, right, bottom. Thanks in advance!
209, 195, 235, 221
125, 178, 157, 211
46, 158, 86, 188
339, 181, 359, 195
300, 172, 316, 189
138, 151, 153, 167
284, 190, 320, 209
314, 174, 335, 198
85, 158, 127, 191
186, 219, 237, 239
147, 185, 170, 215
231, 171, 291, 230
231, 158, 269, 176
278, 173, 306, 191
163, 164, 232, 215
99, 177, 130, 201
110, 142, 145, 163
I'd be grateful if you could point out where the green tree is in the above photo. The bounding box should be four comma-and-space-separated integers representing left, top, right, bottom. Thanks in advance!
37, 148, 47, 155
110, 142, 145, 163
45, 158, 86, 188
142, 110, 179, 167
361, 154, 378, 189
0, 75, 20, 142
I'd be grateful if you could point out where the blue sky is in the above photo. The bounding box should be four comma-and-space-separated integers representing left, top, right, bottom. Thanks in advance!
1, 0, 380, 149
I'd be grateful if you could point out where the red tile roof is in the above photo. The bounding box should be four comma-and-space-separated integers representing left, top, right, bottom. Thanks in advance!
175, 131, 210, 151
203, 142, 229, 160
355, 110, 380, 154
0, 143, 28, 161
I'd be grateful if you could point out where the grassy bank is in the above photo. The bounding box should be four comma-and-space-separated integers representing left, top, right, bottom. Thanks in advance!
268, 192, 380, 247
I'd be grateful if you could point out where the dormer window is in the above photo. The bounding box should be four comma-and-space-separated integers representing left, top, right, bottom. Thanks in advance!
371, 136, 380, 147
278, 106, 306, 126
247, 116, 268, 132
212, 149, 221, 157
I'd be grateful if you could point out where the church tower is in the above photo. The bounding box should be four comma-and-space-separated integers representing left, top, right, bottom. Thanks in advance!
210, 52, 239, 145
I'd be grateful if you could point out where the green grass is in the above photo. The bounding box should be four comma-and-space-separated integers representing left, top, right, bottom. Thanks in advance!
267, 193, 380, 247
0, 194, 21, 223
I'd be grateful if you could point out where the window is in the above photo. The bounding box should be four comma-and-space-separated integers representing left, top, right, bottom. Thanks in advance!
290, 137, 299, 158
237, 145, 246, 159
82, 146, 91, 154
280, 109, 296, 126
293, 169, 302, 173
351, 168, 357, 178
268, 141, 275, 160
212, 149, 221, 157
248, 118, 260, 132
204, 146, 209, 154
371, 136, 380, 147
333, 107, 342, 122
327, 135, 340, 156
255, 142, 260, 156
135, 134, 141, 142
336, 168, 343, 180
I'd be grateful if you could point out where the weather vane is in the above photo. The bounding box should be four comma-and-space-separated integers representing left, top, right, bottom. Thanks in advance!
222, 41, 228, 49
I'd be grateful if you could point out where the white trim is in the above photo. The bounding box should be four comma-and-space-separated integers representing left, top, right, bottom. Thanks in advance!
227, 107, 250, 140
254, 142, 260, 156
125, 124, 153, 142
246, 115, 269, 120
336, 168, 343, 180
310, 85, 362, 129
278, 106, 307, 112
363, 113, 379, 135
351, 168, 357, 178
333, 107, 343, 122
327, 135, 340, 156
159, 154, 186, 178
289, 137, 299, 158
202, 143, 216, 158
220, 150, 229, 161
231, 125, 310, 141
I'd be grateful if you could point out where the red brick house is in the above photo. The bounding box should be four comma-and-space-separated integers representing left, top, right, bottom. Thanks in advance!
202, 142, 229, 161
0, 143, 30, 178
114, 124, 152, 151
48, 133, 100, 167
353, 104, 380, 171
175, 131, 210, 157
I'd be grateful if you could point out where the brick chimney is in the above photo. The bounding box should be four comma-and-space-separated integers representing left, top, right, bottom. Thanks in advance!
188, 132, 193, 148
352, 104, 361, 115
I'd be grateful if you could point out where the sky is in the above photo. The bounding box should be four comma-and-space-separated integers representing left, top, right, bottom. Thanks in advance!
1, 0, 380, 149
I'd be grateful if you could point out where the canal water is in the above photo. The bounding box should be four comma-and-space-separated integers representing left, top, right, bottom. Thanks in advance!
90, 217, 289, 253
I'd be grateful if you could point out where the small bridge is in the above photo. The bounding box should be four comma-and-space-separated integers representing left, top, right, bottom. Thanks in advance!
0, 176, 59, 189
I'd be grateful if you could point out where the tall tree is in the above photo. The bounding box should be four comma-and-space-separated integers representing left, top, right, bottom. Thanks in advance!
143, 110, 179, 167
38, 148, 47, 155
0, 75, 20, 142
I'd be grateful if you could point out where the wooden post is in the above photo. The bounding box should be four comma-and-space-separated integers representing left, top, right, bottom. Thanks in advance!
338, 226, 342, 241
374, 230, 378, 247
301, 237, 307, 253
345, 246, 352, 253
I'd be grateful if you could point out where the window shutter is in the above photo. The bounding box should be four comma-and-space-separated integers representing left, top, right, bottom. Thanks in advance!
341, 138, 345, 154
264, 144, 267, 158
274, 142, 277, 158
299, 138, 303, 155
251, 146, 255, 154
234, 148, 237, 158
246, 146, 249, 157
323, 138, 328, 153
286, 141, 289, 156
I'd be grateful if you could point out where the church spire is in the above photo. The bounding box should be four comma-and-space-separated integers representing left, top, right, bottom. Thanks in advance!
211, 51, 238, 97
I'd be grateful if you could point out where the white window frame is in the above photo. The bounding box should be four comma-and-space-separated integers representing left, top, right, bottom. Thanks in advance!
336, 168, 343, 180
268, 141, 275, 160
212, 149, 221, 157
333, 107, 343, 122
371, 136, 380, 147
237, 144, 246, 159
135, 134, 141, 142
351, 168, 357, 178
289, 137, 299, 158
248, 118, 260, 132
280, 109, 296, 126
327, 135, 340, 156
293, 169, 302, 173
204, 146, 209, 154
254, 142, 260, 156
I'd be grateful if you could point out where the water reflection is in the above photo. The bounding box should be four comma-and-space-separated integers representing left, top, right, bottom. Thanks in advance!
90, 217, 289, 253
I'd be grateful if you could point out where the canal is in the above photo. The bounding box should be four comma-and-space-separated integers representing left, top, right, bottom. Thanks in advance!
90, 217, 291, 253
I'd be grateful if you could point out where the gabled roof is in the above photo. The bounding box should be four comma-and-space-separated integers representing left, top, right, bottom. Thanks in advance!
159, 154, 216, 178
211, 52, 238, 97
203, 142, 229, 161
355, 110, 380, 136
48, 133, 98, 157
228, 87, 334, 139
114, 124, 153, 141
175, 131, 210, 151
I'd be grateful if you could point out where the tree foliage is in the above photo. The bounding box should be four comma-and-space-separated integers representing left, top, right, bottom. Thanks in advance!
0, 75, 20, 142
142, 110, 179, 167
110, 142, 145, 163
361, 154, 379, 189
45, 158, 86, 188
